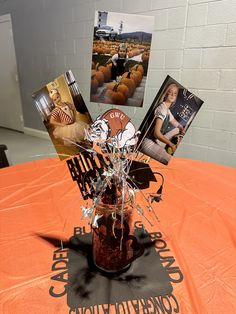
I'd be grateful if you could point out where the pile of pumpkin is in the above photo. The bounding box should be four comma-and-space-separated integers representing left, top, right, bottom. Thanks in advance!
91, 62, 144, 105
93, 40, 150, 62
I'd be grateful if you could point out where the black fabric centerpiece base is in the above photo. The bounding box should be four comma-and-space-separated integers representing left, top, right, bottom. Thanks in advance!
67, 223, 173, 309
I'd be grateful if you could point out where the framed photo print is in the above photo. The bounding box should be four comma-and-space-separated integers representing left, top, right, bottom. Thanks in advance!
138, 76, 204, 165
32, 71, 92, 160
90, 11, 154, 108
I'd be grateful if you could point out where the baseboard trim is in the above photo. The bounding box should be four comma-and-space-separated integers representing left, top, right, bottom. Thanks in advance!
24, 127, 50, 140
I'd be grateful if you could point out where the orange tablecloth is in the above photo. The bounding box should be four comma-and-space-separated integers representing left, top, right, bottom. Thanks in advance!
0, 157, 236, 314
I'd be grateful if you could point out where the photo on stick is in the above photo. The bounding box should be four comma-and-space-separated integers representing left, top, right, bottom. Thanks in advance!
32, 71, 92, 160
90, 10, 154, 107
138, 75, 204, 165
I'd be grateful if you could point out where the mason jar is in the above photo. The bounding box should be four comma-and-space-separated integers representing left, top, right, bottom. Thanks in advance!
92, 180, 137, 273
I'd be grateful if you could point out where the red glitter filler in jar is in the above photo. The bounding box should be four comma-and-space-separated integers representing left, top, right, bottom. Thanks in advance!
92, 178, 143, 273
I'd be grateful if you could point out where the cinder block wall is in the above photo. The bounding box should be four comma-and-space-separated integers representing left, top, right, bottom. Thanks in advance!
0, 0, 235, 167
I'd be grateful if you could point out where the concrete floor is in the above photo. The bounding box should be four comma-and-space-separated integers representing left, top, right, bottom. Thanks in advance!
0, 127, 57, 165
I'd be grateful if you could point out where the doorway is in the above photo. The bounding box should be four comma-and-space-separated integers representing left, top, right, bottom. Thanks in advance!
0, 14, 24, 132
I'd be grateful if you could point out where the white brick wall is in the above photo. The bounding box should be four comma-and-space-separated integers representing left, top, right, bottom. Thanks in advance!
55, 39, 76, 55
191, 110, 214, 128
230, 134, 236, 151
202, 48, 236, 68
191, 128, 232, 150
53, 0, 236, 167
226, 23, 236, 45
206, 149, 236, 167
181, 70, 219, 89
189, 0, 217, 3
185, 25, 227, 48
151, 0, 187, 10
219, 70, 236, 90
5, 0, 236, 167
183, 49, 201, 68
175, 142, 208, 161
153, 29, 185, 49
165, 50, 183, 68
187, 3, 208, 26
198, 90, 236, 111
65, 54, 86, 69
148, 50, 165, 68
208, 0, 236, 24
73, 2, 95, 22
64, 22, 86, 39
168, 7, 187, 29
96, 0, 124, 12
152, 10, 168, 30
213, 112, 236, 132
146, 69, 181, 88
123, 0, 151, 13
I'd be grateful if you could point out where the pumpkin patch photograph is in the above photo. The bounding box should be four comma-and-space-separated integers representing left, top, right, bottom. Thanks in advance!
90, 11, 154, 107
